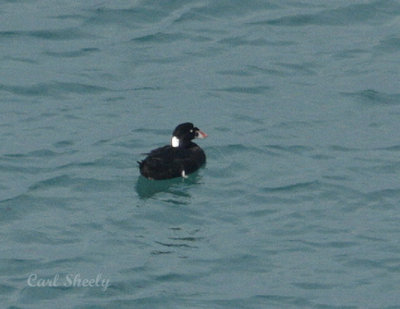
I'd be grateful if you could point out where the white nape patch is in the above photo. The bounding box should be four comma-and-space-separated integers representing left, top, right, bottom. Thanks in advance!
181, 170, 188, 178
171, 136, 180, 148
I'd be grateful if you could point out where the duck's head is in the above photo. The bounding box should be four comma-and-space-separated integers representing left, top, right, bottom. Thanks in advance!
171, 122, 207, 148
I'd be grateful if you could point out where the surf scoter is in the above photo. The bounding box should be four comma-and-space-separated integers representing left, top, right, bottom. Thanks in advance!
138, 123, 207, 180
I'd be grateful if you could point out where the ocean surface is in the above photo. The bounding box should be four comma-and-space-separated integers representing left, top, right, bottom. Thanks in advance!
1, 0, 400, 308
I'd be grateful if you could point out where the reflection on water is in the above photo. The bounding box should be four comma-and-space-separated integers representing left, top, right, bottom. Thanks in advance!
135, 171, 203, 199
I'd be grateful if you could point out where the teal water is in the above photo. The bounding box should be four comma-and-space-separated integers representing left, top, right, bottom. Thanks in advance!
1, 1, 400, 308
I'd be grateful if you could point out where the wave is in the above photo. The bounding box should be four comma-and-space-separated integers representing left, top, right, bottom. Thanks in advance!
28, 174, 122, 193
251, 1, 400, 26
211, 86, 270, 95
0, 82, 109, 97
0, 28, 92, 41
374, 36, 400, 53
342, 89, 400, 105
262, 180, 320, 193
132, 32, 189, 44
265, 144, 314, 155
44, 48, 99, 58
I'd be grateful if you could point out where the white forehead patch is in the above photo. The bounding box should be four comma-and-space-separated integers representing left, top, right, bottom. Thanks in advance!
171, 136, 180, 148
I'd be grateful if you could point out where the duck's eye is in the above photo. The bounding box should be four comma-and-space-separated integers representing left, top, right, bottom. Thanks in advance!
190, 129, 193, 133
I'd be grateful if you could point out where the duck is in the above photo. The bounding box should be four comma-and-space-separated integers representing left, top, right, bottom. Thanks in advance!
138, 123, 207, 180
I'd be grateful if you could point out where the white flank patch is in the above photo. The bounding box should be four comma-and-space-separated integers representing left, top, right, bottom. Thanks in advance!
171, 136, 180, 147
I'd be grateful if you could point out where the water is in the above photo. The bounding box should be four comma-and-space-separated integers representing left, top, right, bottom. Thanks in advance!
1, 0, 400, 308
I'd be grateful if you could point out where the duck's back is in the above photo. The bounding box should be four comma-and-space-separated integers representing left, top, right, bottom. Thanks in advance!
139, 144, 206, 180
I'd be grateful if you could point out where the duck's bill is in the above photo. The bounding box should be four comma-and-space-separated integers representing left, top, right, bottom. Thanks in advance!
196, 130, 208, 139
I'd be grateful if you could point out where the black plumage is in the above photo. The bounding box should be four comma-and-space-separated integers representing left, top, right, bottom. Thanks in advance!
138, 123, 207, 180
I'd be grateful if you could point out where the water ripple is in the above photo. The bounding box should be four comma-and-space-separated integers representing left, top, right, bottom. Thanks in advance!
342, 89, 400, 105
218, 36, 271, 47
0, 82, 109, 97
375, 36, 400, 53
132, 32, 188, 44
292, 282, 336, 290
265, 144, 314, 154
87, 7, 166, 26
262, 180, 320, 193
44, 48, 99, 58
0, 28, 92, 40
252, 1, 400, 26
29, 175, 122, 193
212, 85, 270, 95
